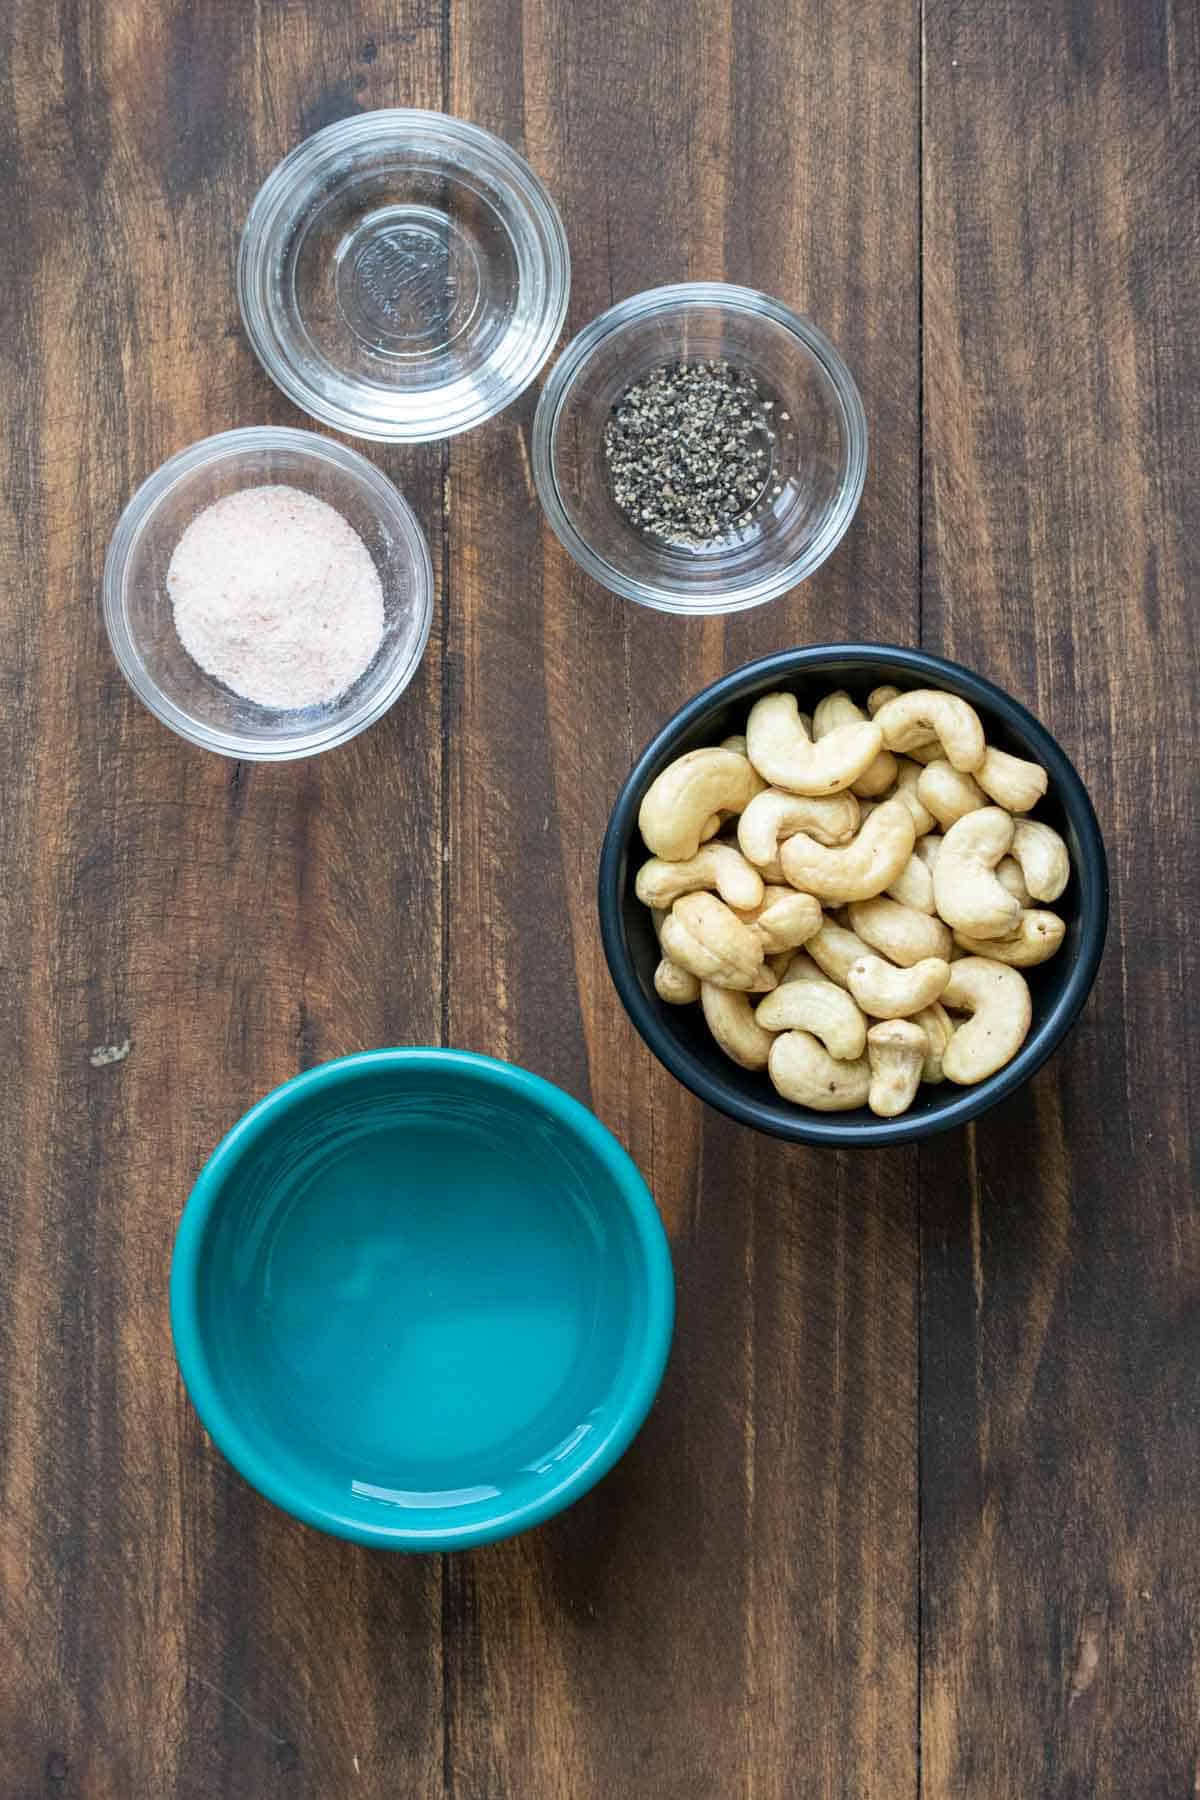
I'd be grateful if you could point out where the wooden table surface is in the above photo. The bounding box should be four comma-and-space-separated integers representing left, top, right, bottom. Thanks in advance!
2, 1, 1198, 1795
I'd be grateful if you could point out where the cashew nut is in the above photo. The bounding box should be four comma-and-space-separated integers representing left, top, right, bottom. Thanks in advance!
892, 758, 937, 837
776, 950, 824, 983
976, 746, 1048, 813
767, 1031, 871, 1111
916, 759, 989, 830
636, 682, 1067, 1114
696, 738, 756, 842
941, 957, 1032, 1083
954, 909, 1066, 966
805, 918, 875, 989
746, 692, 884, 796
748, 963, 780, 993
866, 1019, 929, 1117
779, 798, 916, 904
737, 787, 860, 866
701, 983, 777, 1070
852, 752, 900, 800
905, 739, 947, 765
887, 852, 936, 915
812, 690, 899, 797
867, 688, 940, 760
1009, 819, 1071, 903
639, 748, 763, 861
655, 959, 701, 1004
932, 807, 1022, 939
995, 855, 1032, 906
737, 886, 823, 955
912, 1002, 954, 1083
847, 895, 954, 966
847, 954, 951, 1019
866, 685, 903, 716
649, 908, 702, 1002
636, 844, 765, 913
752, 850, 787, 884
756, 972, 868, 1060
873, 690, 987, 772
811, 690, 861, 737
659, 892, 765, 990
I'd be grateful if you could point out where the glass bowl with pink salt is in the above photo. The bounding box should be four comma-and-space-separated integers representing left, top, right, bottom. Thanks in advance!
103, 427, 433, 759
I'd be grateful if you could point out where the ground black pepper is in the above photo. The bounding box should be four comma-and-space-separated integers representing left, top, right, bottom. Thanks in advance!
603, 360, 773, 548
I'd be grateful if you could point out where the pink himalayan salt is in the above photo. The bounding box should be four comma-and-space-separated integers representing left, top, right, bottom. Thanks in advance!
167, 484, 385, 710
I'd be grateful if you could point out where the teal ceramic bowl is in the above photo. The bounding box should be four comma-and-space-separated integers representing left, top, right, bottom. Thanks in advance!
171, 1049, 674, 1549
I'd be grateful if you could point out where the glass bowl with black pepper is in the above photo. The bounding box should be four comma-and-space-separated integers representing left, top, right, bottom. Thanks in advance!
532, 284, 867, 614
239, 110, 570, 443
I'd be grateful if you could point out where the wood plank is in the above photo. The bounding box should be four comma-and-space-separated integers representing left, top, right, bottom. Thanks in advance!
0, 6, 447, 1795
0, 0, 927, 1793
920, 2, 1200, 1794
446, 1, 921, 1794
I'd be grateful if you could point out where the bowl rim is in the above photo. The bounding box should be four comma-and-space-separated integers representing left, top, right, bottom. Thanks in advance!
531, 282, 868, 614
170, 1047, 675, 1549
598, 643, 1110, 1146
102, 425, 434, 762
237, 108, 572, 443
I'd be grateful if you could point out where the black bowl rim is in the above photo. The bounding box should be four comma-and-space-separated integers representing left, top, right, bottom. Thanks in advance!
598, 643, 1110, 1147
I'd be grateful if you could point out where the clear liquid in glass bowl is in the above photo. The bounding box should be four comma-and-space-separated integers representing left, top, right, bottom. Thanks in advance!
239, 111, 570, 443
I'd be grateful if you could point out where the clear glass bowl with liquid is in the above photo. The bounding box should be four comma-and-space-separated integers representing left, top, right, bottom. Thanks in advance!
532, 283, 868, 615
238, 110, 570, 443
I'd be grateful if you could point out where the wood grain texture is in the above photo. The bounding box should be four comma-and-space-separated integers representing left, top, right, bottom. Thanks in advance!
442, 0, 919, 1795
0, 0, 921, 1791
920, 2, 1200, 1795
3, 0, 1193, 1796
0, 5, 448, 1796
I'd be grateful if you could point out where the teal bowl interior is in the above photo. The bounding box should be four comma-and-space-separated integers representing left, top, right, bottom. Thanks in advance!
170, 1050, 674, 1549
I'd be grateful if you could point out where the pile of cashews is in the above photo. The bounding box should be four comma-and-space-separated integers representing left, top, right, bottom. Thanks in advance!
635, 682, 1072, 1117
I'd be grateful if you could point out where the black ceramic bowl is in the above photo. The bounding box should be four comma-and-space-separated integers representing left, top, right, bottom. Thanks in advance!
599, 645, 1108, 1146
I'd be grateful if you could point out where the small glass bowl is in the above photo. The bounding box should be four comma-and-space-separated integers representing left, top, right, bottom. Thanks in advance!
238, 110, 570, 443
532, 283, 867, 615
103, 427, 433, 760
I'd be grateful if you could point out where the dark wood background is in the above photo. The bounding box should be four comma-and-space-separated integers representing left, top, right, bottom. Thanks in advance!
1, 1, 1197, 1794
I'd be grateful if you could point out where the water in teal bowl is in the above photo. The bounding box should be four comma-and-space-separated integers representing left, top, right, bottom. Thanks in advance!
170, 1050, 674, 1548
